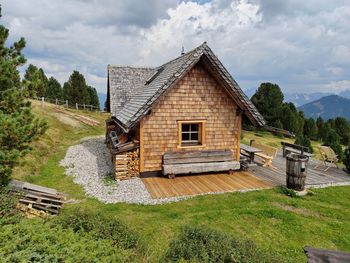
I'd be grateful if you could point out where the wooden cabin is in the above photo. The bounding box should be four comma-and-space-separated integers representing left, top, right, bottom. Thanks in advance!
106, 42, 265, 179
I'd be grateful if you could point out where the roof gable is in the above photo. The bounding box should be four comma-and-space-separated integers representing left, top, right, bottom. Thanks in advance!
108, 66, 156, 115
109, 42, 265, 131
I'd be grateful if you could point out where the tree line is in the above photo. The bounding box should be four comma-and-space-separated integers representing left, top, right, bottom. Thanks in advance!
23, 65, 100, 108
250, 83, 350, 169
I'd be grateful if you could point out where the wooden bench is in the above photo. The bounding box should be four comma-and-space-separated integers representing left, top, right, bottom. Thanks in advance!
162, 150, 240, 178
250, 140, 278, 167
281, 142, 312, 158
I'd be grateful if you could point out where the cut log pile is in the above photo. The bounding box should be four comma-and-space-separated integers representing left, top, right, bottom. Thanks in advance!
10, 180, 66, 216
114, 148, 140, 180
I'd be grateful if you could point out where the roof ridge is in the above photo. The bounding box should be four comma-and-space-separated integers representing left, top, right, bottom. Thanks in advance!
158, 42, 207, 68
108, 64, 157, 70
123, 43, 207, 126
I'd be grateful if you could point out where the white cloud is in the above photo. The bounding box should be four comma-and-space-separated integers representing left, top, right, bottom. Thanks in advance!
2, 0, 350, 95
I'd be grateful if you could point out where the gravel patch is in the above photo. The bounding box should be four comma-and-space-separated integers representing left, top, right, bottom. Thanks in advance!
60, 136, 185, 205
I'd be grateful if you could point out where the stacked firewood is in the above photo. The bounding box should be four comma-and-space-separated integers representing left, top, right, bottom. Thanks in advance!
114, 148, 139, 180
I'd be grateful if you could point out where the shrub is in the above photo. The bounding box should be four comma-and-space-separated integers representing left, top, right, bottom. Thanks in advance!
0, 219, 131, 262
278, 186, 298, 198
344, 147, 350, 173
54, 208, 139, 250
0, 187, 21, 225
163, 225, 279, 263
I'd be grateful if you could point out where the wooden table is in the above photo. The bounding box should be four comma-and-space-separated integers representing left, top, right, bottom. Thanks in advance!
240, 144, 263, 164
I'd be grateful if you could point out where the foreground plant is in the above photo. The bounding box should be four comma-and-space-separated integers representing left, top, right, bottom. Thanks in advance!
0, 7, 47, 186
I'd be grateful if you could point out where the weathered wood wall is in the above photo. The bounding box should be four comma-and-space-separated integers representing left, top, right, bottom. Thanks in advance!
141, 62, 241, 172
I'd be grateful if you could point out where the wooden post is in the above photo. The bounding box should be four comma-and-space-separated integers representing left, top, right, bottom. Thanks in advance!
76, 103, 78, 110
83, 104, 85, 110
90, 105, 93, 111
41, 97, 44, 107
236, 114, 241, 161
55, 98, 58, 105
65, 100, 68, 108
139, 119, 144, 173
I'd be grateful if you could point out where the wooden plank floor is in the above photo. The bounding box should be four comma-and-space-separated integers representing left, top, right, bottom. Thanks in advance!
142, 172, 272, 199
249, 151, 350, 187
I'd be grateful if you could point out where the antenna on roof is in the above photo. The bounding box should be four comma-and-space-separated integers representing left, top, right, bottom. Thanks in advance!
181, 46, 185, 55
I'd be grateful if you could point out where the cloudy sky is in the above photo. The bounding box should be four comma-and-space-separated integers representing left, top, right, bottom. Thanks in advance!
2, 0, 350, 95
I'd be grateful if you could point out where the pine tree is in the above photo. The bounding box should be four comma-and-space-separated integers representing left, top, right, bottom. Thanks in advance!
46, 77, 62, 100
23, 64, 48, 98
303, 118, 317, 140
87, 86, 100, 108
251, 82, 284, 125
63, 71, 89, 105
0, 9, 47, 186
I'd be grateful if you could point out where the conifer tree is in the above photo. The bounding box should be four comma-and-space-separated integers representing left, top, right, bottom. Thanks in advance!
23, 64, 48, 97
63, 71, 89, 105
46, 76, 62, 100
87, 86, 100, 108
0, 8, 47, 186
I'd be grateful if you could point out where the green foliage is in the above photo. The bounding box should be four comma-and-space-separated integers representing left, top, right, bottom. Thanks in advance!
46, 76, 62, 100
23, 64, 48, 98
63, 71, 89, 104
251, 82, 284, 125
322, 126, 343, 161
164, 225, 279, 263
344, 147, 350, 172
0, 187, 19, 218
87, 85, 100, 108
0, 10, 47, 186
54, 208, 139, 250
334, 117, 350, 146
295, 134, 313, 153
0, 219, 131, 262
304, 118, 317, 140
278, 186, 298, 198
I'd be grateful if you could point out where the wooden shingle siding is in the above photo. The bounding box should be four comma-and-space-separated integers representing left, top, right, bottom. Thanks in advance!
142, 63, 241, 172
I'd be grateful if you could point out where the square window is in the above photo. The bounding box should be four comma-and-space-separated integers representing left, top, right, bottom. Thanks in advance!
178, 121, 205, 147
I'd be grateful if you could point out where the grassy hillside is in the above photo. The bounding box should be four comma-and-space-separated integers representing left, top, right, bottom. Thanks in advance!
13, 100, 108, 196
242, 130, 323, 159
6, 101, 350, 262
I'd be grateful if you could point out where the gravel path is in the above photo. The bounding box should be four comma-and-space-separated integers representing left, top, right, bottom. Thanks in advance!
60, 136, 184, 205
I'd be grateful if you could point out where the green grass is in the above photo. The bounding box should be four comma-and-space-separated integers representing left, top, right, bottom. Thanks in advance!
9, 102, 350, 262
241, 130, 323, 159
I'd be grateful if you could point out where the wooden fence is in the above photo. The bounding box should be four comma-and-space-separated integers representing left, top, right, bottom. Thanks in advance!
35, 97, 101, 112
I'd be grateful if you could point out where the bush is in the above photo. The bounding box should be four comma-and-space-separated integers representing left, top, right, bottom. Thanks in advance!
344, 147, 350, 172
54, 208, 139, 250
0, 219, 131, 262
0, 187, 21, 225
164, 225, 279, 263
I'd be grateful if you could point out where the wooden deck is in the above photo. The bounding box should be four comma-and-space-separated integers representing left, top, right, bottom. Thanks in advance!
141, 151, 350, 199
250, 151, 350, 187
142, 172, 272, 199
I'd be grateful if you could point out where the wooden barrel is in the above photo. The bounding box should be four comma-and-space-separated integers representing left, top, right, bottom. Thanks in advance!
286, 154, 308, 191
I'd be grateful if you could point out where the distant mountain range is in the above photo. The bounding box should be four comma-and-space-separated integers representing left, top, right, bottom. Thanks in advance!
298, 95, 350, 121
97, 92, 107, 111
243, 88, 350, 107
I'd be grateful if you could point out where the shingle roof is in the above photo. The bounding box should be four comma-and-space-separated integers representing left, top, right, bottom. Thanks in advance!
108, 42, 265, 131
108, 66, 156, 115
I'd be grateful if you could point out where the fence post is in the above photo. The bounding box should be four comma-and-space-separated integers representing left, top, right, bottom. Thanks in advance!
90, 105, 93, 111
41, 97, 44, 107
76, 103, 78, 110
83, 104, 85, 111
55, 99, 58, 105
65, 100, 68, 108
